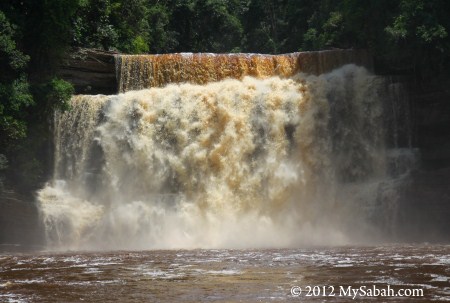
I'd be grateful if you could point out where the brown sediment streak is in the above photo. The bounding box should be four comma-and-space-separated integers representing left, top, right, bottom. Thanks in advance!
116, 50, 372, 92
117, 53, 297, 92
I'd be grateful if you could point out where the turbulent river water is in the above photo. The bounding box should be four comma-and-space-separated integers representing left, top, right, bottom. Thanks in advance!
1, 245, 449, 302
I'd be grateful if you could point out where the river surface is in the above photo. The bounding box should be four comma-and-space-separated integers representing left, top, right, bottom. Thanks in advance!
0, 245, 449, 302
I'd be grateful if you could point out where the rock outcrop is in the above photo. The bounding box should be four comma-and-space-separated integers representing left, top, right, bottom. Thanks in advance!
413, 78, 450, 169
58, 48, 117, 95
394, 78, 450, 242
0, 190, 44, 251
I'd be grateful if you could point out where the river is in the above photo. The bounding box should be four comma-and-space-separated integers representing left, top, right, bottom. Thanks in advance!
1, 245, 449, 302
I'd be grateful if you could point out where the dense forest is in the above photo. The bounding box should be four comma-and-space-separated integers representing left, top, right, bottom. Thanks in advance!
1, 0, 450, 195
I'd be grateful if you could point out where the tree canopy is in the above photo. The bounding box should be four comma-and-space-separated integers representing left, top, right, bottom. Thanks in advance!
65, 0, 450, 75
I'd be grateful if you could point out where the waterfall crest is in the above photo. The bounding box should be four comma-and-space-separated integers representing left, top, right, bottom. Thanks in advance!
116, 50, 372, 92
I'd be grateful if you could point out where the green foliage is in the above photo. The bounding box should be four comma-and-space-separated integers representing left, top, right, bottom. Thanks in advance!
0, 11, 33, 142
71, 0, 245, 53
303, 11, 344, 50
384, 0, 449, 75
128, 0, 246, 53
0, 9, 33, 192
1, 7, 75, 192
385, 0, 448, 44
0, 76, 33, 140
146, 3, 177, 53
0, 12, 29, 71
1, 77, 73, 192
72, 0, 119, 50
130, 35, 149, 54
242, 0, 285, 53
67, 0, 444, 70
110, 0, 149, 53
19, 0, 80, 71
187, 0, 244, 52
45, 78, 74, 112
27, 78, 73, 124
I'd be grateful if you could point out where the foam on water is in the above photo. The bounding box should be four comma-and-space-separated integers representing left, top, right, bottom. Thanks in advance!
0, 246, 448, 302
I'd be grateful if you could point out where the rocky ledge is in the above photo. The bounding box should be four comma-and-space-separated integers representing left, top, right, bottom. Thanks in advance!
57, 48, 118, 95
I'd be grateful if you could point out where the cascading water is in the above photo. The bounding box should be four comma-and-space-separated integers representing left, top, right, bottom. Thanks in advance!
38, 54, 393, 250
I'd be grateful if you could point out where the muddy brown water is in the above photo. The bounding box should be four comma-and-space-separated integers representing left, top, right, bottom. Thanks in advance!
0, 245, 449, 302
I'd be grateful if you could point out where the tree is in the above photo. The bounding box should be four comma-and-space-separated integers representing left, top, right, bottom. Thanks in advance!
0, 4, 75, 193
242, 0, 287, 53
0, 10, 33, 191
384, 0, 450, 77
72, 0, 119, 50
0, 10, 33, 144
168, 0, 245, 53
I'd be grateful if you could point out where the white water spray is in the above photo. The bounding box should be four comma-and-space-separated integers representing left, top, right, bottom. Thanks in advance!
38, 64, 387, 250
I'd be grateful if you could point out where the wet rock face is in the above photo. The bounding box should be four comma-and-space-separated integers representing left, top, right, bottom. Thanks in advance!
392, 78, 450, 242
57, 48, 118, 95
397, 168, 450, 242
413, 79, 450, 170
0, 191, 44, 250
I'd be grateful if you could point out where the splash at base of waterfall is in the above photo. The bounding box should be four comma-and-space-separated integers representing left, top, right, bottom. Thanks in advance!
38, 65, 389, 250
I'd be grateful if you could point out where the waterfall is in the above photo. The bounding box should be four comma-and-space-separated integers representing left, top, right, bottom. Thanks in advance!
38, 53, 397, 250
